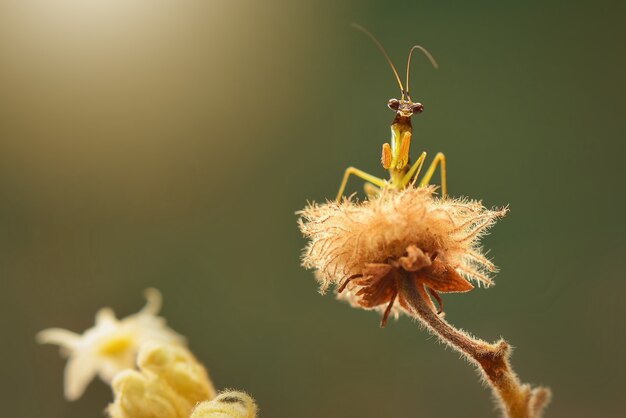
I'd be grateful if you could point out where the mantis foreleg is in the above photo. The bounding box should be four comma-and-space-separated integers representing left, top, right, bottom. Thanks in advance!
400, 151, 427, 188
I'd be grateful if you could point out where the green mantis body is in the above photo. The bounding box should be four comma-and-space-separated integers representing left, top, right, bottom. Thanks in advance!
336, 24, 447, 201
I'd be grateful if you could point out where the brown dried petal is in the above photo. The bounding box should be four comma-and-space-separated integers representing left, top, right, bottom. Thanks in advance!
351, 264, 397, 309
420, 259, 474, 293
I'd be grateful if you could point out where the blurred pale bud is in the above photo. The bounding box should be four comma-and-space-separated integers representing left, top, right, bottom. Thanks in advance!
191, 391, 257, 418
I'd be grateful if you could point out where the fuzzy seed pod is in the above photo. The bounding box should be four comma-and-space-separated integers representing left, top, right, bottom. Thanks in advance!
299, 186, 507, 325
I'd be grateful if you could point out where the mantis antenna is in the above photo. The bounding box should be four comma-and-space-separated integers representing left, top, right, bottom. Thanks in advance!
351, 23, 405, 99
405, 45, 438, 100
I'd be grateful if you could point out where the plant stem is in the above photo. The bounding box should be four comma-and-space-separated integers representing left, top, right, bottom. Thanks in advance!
400, 279, 550, 418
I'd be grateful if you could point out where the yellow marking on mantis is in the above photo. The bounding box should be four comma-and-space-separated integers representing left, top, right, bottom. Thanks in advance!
336, 24, 447, 201
381, 143, 392, 169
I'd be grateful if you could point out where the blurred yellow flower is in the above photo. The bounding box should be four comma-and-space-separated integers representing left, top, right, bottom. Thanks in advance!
108, 342, 216, 418
37, 288, 184, 400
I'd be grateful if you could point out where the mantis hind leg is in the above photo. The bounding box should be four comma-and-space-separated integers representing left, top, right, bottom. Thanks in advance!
336, 167, 386, 201
418, 152, 447, 197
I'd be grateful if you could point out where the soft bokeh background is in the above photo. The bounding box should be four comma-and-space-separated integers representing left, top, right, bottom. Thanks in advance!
1, 1, 624, 417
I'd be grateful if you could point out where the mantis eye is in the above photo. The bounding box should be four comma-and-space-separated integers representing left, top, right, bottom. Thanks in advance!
388, 99, 400, 111
412, 103, 424, 113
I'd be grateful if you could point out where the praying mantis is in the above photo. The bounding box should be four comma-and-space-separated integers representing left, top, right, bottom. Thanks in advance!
336, 24, 446, 201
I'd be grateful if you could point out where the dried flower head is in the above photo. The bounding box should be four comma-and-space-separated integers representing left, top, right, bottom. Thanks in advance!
108, 342, 216, 418
299, 186, 507, 326
37, 289, 185, 400
191, 391, 258, 418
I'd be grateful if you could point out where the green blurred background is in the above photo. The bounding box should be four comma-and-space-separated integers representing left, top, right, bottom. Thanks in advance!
1, 1, 624, 417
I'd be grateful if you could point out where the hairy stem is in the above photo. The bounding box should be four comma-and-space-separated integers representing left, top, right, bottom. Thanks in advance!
400, 279, 551, 418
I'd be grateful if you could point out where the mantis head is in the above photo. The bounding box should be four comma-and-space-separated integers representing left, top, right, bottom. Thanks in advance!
388, 99, 424, 118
